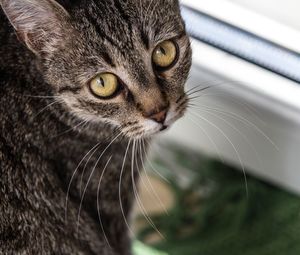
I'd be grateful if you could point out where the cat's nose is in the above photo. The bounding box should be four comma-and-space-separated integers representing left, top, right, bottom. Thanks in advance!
146, 108, 168, 124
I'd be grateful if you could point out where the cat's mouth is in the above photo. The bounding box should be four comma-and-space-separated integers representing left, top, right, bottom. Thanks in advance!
122, 109, 183, 139
160, 125, 169, 131
120, 98, 188, 139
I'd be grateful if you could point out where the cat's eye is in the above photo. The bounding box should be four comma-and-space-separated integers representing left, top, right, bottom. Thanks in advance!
152, 40, 178, 70
89, 73, 119, 99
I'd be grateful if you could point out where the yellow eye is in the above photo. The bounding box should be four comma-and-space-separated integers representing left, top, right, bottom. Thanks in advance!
89, 73, 119, 98
152, 40, 178, 69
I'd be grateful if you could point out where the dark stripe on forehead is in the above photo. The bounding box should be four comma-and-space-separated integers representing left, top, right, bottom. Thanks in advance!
176, 30, 188, 40
85, 13, 120, 49
140, 30, 150, 49
101, 50, 115, 67
85, 2, 129, 46
113, 0, 132, 32
83, 1, 136, 56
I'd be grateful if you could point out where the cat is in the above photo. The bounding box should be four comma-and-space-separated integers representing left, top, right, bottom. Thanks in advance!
0, 0, 192, 254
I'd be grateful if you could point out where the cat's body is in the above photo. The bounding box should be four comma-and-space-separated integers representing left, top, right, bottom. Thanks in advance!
0, 8, 135, 255
0, 0, 191, 254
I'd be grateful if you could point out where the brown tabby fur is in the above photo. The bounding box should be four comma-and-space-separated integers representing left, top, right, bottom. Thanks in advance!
0, 0, 192, 254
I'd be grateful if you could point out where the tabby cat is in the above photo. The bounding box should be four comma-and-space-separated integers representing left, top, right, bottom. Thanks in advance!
0, 0, 192, 254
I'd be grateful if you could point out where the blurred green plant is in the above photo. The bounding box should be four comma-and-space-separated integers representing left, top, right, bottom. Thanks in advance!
133, 241, 168, 255
135, 144, 300, 255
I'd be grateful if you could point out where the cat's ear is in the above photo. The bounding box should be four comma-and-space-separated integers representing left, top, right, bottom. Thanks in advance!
0, 0, 70, 55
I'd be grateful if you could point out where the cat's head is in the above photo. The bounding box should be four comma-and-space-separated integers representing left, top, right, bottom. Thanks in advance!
1, 0, 192, 138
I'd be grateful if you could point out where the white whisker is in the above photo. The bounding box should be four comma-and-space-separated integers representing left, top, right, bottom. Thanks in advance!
118, 139, 135, 237
188, 116, 224, 163
65, 141, 102, 223
199, 108, 265, 172
194, 92, 266, 125
79, 143, 104, 196
190, 104, 279, 151
137, 139, 169, 215
96, 155, 113, 248
142, 139, 171, 184
131, 140, 164, 239
24, 95, 61, 99
51, 119, 88, 139
33, 100, 62, 119
190, 111, 249, 197
76, 132, 122, 233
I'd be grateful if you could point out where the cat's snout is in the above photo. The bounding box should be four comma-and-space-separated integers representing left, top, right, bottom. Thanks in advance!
148, 109, 168, 124
143, 106, 168, 124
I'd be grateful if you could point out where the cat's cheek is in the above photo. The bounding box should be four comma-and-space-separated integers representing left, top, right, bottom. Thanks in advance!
165, 107, 186, 127
165, 110, 178, 125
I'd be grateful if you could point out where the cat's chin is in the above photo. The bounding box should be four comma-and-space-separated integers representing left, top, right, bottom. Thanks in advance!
135, 120, 165, 138
142, 111, 185, 137
133, 118, 179, 139
144, 124, 170, 137
119, 109, 186, 139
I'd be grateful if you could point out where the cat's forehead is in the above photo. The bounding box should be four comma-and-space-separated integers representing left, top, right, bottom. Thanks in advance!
69, 0, 184, 40
72, 0, 184, 55
65, 2, 183, 51
59, 0, 187, 85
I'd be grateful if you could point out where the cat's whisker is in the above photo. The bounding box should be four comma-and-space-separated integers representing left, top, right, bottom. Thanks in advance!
187, 102, 198, 108
185, 85, 202, 95
24, 95, 61, 99
32, 99, 63, 119
142, 139, 170, 184
188, 79, 242, 92
78, 132, 118, 197
186, 80, 248, 99
175, 98, 189, 112
188, 116, 224, 163
189, 111, 249, 197
189, 104, 253, 128
65, 141, 102, 223
196, 108, 265, 173
190, 104, 279, 151
176, 93, 186, 104
189, 104, 253, 126
122, 125, 143, 135
123, 127, 146, 140
133, 130, 148, 140
50, 119, 88, 139
176, 80, 218, 104
96, 155, 113, 248
186, 85, 218, 97
76, 132, 122, 233
131, 140, 164, 239
185, 79, 231, 96
191, 92, 266, 125
188, 95, 207, 101
79, 143, 103, 197
119, 139, 135, 237
137, 140, 169, 215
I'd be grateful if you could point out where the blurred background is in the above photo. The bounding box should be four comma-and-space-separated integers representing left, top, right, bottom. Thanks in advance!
133, 0, 300, 254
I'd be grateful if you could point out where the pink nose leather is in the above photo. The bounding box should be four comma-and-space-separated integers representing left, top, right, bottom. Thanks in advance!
148, 109, 167, 124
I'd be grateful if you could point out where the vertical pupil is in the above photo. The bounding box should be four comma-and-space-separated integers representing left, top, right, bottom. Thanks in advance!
98, 77, 105, 87
160, 46, 166, 55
